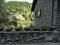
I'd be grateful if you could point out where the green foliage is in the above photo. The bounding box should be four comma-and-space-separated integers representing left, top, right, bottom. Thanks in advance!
0, 1, 32, 28
0, 0, 10, 27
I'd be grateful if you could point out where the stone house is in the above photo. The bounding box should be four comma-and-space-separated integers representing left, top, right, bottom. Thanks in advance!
31, 0, 60, 30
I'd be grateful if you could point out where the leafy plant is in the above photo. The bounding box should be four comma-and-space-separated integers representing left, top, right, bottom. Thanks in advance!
0, 1, 32, 28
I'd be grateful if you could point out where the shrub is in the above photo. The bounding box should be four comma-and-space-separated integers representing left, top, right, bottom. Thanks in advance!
41, 26, 49, 31
0, 25, 4, 31
24, 27, 31, 31
32, 26, 40, 31
15, 27, 22, 31
6, 26, 13, 31
49, 26, 56, 31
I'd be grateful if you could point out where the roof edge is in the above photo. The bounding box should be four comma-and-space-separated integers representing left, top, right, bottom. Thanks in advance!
31, 0, 38, 12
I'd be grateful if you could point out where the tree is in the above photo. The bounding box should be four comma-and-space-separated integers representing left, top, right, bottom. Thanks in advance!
0, 0, 17, 28
4, 1, 32, 28
0, 0, 9, 27
0, 1, 32, 28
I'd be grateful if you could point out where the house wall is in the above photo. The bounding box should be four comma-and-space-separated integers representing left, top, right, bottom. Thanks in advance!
55, 0, 60, 30
52, 0, 57, 27
33, 0, 57, 27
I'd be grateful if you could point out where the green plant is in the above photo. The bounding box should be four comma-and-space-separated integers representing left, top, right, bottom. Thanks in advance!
32, 26, 40, 31
41, 26, 49, 31
49, 26, 56, 31
6, 26, 13, 31
15, 27, 22, 31
0, 25, 4, 31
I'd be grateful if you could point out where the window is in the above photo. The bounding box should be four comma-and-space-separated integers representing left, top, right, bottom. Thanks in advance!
38, 9, 41, 17
35, 9, 41, 18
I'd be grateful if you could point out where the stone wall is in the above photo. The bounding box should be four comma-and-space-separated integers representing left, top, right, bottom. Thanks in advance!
0, 31, 60, 44
0, 43, 60, 45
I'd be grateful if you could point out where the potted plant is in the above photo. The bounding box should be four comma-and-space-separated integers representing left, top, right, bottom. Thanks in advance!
6, 27, 13, 31
24, 27, 31, 31
15, 27, 22, 31
49, 26, 56, 31
0, 27, 4, 31
41, 26, 49, 31
32, 26, 40, 31
0, 25, 4, 31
